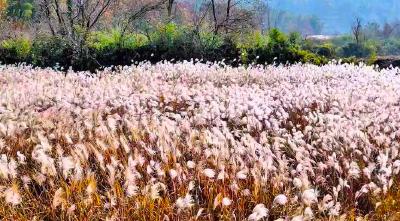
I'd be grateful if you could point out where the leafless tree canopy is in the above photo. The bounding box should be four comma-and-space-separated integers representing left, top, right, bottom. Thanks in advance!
39, 0, 114, 38
38, 0, 173, 37
352, 17, 362, 45
208, 0, 255, 34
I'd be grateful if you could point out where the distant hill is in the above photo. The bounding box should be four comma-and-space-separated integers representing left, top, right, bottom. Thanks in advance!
269, 0, 400, 34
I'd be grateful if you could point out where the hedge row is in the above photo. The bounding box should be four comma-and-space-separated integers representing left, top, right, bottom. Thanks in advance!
0, 26, 328, 71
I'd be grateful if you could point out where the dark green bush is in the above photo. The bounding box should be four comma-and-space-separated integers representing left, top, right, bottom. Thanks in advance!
340, 43, 375, 58
379, 38, 400, 56
293, 49, 328, 65
315, 43, 335, 58
0, 37, 31, 63
267, 29, 292, 60
340, 56, 358, 64
31, 36, 73, 69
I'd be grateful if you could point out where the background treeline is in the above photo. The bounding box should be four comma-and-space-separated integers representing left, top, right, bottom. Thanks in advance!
0, 25, 332, 71
268, 0, 400, 34
0, 0, 398, 71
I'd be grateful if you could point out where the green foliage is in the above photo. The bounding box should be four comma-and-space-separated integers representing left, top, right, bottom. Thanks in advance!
149, 23, 193, 59
367, 51, 377, 65
6, 0, 33, 20
315, 43, 335, 58
380, 38, 400, 55
240, 49, 248, 64
294, 49, 328, 65
146, 23, 229, 63
340, 56, 358, 64
87, 30, 123, 50
288, 32, 302, 47
331, 35, 353, 47
340, 42, 375, 58
31, 36, 72, 68
245, 29, 289, 64
197, 31, 223, 51
87, 30, 149, 51
0, 37, 31, 61
0, 27, 331, 71
151, 23, 183, 48
242, 29, 326, 66
238, 31, 268, 50
268, 29, 289, 49
301, 39, 315, 52
123, 34, 149, 49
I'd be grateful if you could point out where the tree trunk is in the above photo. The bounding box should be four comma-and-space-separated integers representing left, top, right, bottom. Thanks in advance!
225, 0, 231, 33
167, 0, 174, 18
211, 0, 218, 34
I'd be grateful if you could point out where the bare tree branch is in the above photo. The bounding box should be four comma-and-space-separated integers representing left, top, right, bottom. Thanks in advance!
89, 0, 113, 29
352, 17, 363, 45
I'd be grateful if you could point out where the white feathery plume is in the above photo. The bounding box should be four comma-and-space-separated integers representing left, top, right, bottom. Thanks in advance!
4, 183, 22, 206
248, 204, 269, 221
203, 168, 215, 179
302, 189, 318, 206
273, 194, 288, 206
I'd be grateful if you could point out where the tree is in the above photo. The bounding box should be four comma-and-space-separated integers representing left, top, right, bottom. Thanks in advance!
210, 0, 217, 33
191, 1, 212, 34
167, 0, 174, 18
0, 0, 8, 40
117, 0, 167, 36
382, 22, 400, 38
36, 0, 116, 67
6, 0, 34, 21
209, 0, 254, 34
352, 17, 362, 45
39, 0, 115, 40
364, 22, 380, 39
265, 0, 271, 31
251, 0, 268, 32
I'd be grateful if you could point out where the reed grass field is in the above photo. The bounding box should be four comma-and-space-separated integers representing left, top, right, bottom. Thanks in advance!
0, 62, 400, 220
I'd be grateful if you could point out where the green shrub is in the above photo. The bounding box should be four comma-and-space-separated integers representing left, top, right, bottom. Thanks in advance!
267, 28, 290, 54
294, 49, 328, 65
197, 31, 223, 52
31, 36, 72, 69
87, 30, 122, 50
146, 23, 229, 62
211, 37, 240, 65
301, 39, 315, 52
367, 52, 377, 65
241, 29, 327, 66
331, 35, 353, 47
341, 56, 358, 64
315, 43, 335, 58
238, 31, 268, 50
87, 29, 149, 51
288, 32, 302, 49
123, 33, 149, 49
379, 38, 400, 56
1, 37, 31, 61
151, 23, 183, 48
340, 43, 375, 58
